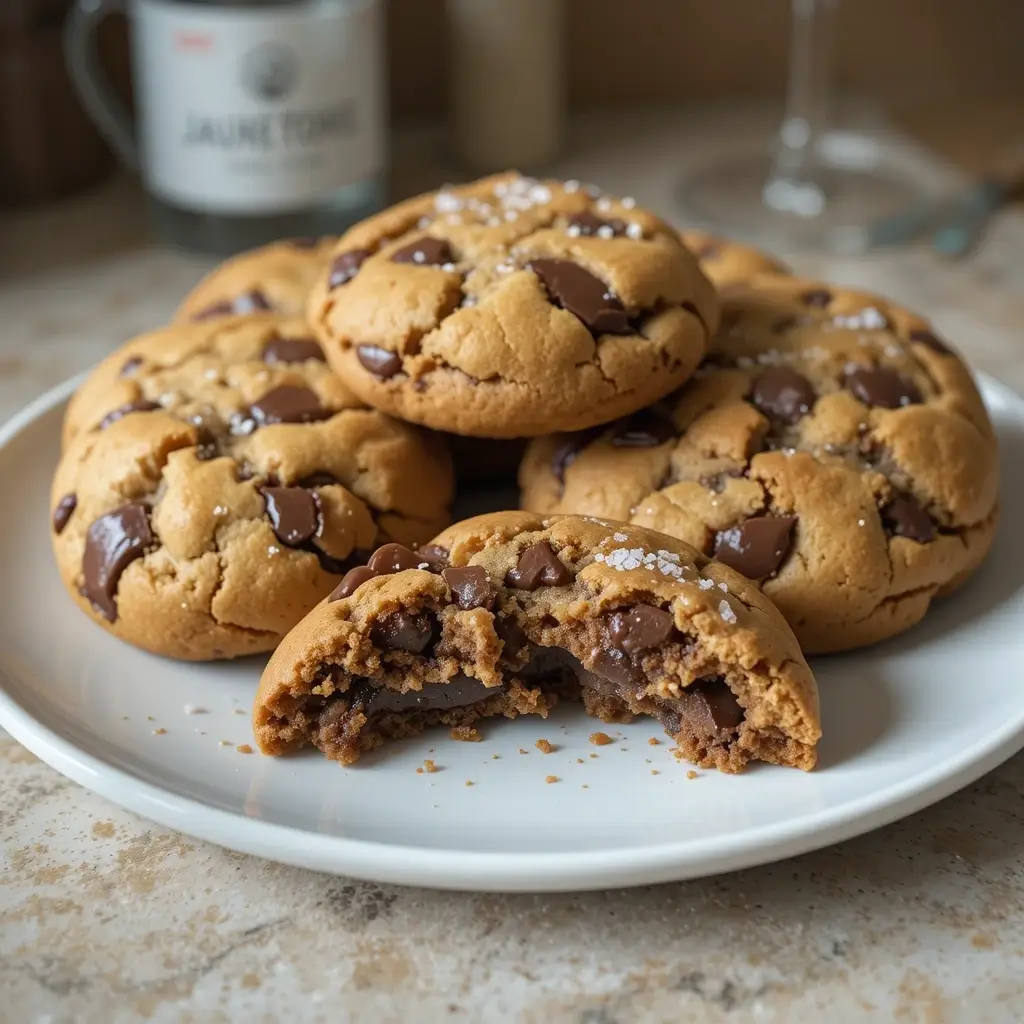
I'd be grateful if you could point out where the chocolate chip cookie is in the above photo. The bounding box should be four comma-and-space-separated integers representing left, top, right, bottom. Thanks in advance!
521, 277, 999, 653
253, 512, 820, 772
308, 173, 719, 438
681, 230, 789, 286
176, 237, 335, 322
53, 315, 453, 660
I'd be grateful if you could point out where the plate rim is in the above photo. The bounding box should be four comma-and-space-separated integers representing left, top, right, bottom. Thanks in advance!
2, 371, 1022, 893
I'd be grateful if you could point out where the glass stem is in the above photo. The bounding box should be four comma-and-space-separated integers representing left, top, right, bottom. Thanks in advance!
764, 0, 839, 215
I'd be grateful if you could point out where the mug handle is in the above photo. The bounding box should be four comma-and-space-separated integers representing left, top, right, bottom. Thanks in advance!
64, 0, 139, 170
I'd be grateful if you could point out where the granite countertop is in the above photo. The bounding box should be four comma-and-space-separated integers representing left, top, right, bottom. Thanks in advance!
3, 114, 1024, 1022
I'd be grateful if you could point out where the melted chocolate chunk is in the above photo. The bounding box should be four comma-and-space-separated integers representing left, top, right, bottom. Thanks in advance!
390, 237, 453, 267
261, 335, 325, 364
329, 565, 379, 601
551, 428, 601, 483
882, 493, 935, 543
845, 367, 922, 409
801, 289, 832, 308
495, 616, 527, 658
611, 410, 676, 448
567, 212, 628, 237
416, 545, 450, 572
714, 516, 797, 580
81, 503, 154, 621
313, 547, 371, 578
250, 385, 332, 426
751, 366, 816, 424
609, 604, 675, 654
909, 328, 951, 355
675, 678, 744, 739
528, 258, 631, 336
194, 425, 219, 461
443, 566, 496, 610
328, 248, 373, 288
368, 543, 424, 575
589, 647, 641, 687
354, 674, 501, 716
261, 487, 320, 546
52, 493, 77, 534
506, 541, 573, 590
193, 289, 272, 320
119, 356, 143, 377
357, 345, 403, 379
371, 610, 437, 654
98, 400, 162, 431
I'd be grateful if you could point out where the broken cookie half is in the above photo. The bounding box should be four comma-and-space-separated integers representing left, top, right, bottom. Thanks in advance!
253, 512, 820, 772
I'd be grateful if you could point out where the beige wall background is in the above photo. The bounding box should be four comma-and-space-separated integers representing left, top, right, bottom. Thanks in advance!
386, 0, 1024, 119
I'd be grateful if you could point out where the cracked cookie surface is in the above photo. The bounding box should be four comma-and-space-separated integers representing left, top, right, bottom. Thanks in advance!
308, 173, 719, 438
176, 237, 336, 322
521, 276, 999, 653
680, 230, 790, 286
53, 315, 453, 660
253, 512, 820, 772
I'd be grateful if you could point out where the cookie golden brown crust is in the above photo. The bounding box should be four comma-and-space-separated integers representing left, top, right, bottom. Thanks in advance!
308, 173, 719, 438
680, 230, 790, 286
253, 512, 820, 772
52, 316, 453, 660
175, 237, 336, 322
521, 276, 999, 654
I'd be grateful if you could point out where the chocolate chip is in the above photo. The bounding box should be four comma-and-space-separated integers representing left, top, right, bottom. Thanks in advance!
193, 289, 272, 320
567, 212, 628, 237
528, 258, 631, 336
119, 356, 143, 377
390, 237, 453, 267
609, 604, 675, 654
357, 674, 500, 715
261, 487, 320, 546
81, 503, 154, 621
52, 493, 77, 534
909, 328, 951, 355
845, 367, 922, 409
194, 425, 219, 461
314, 547, 372, 578
589, 647, 641, 687
98, 400, 162, 431
262, 335, 325, 364
506, 541, 573, 590
714, 516, 797, 580
551, 428, 601, 483
356, 345, 403, 379
371, 610, 437, 654
250, 385, 332, 426
443, 566, 496, 610
610, 410, 676, 448
416, 545, 450, 572
676, 678, 744, 738
328, 248, 373, 288
298, 472, 340, 488
368, 542, 424, 575
751, 366, 816, 424
801, 289, 832, 308
495, 616, 527, 658
329, 565, 379, 601
881, 493, 935, 543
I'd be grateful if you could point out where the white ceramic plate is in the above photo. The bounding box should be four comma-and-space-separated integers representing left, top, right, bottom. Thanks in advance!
2, 375, 1023, 893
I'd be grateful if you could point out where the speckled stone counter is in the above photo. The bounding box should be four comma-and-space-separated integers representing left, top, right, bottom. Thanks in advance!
3, 114, 1024, 1023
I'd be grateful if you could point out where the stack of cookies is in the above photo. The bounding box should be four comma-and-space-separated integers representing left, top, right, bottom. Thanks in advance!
50, 172, 1000, 776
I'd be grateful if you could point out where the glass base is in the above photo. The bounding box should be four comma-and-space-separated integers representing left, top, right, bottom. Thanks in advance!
148, 176, 387, 257
677, 135, 928, 255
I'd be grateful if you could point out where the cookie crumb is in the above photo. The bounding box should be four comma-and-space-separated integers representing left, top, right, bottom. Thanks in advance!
184, 704, 207, 715
545, 775, 559, 784
491, 753, 500, 760
581, 784, 589, 789
147, 716, 155, 721
576, 758, 584, 764
151, 728, 167, 736
236, 744, 253, 754
219, 739, 232, 746
535, 738, 556, 754
416, 767, 424, 775
589, 753, 599, 759
589, 732, 614, 746
450, 726, 481, 742
465, 780, 474, 787
233, 708, 246, 715
120, 715, 129, 721
648, 737, 661, 746
423, 759, 439, 773
519, 748, 528, 755
651, 770, 660, 776
686, 770, 699, 780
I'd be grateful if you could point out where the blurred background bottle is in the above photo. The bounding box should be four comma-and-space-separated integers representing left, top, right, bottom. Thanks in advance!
66, 0, 387, 255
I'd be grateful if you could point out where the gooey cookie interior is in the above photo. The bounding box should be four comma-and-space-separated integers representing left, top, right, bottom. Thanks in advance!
254, 513, 820, 772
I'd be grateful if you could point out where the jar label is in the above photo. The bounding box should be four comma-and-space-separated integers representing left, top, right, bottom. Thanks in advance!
134, 0, 384, 214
